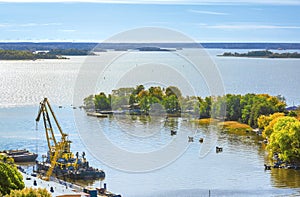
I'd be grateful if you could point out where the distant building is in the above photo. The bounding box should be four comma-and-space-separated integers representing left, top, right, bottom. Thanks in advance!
33, 50, 49, 54
286, 106, 298, 111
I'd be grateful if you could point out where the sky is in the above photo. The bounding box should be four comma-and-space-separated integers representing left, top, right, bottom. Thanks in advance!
0, 0, 300, 42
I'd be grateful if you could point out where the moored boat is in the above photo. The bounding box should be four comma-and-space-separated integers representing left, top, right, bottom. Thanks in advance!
36, 161, 105, 180
1, 149, 38, 162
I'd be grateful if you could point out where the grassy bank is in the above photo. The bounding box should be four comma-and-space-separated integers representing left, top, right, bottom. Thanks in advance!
193, 118, 253, 134
192, 118, 219, 125
219, 121, 252, 134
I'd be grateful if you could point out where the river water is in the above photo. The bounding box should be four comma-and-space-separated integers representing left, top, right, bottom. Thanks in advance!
0, 49, 300, 196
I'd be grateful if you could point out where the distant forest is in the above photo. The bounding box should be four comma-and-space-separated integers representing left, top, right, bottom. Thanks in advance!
0, 49, 64, 60
220, 50, 300, 58
0, 49, 94, 60
1, 42, 300, 51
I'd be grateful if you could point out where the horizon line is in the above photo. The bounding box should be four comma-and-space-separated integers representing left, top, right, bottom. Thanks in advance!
1, 40, 300, 44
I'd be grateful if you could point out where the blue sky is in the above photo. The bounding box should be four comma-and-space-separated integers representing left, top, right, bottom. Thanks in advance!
0, 0, 300, 42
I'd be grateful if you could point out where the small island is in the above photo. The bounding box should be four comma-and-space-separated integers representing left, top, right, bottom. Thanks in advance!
0, 49, 66, 60
84, 86, 300, 168
0, 48, 95, 60
136, 47, 175, 52
47, 49, 95, 56
219, 50, 300, 58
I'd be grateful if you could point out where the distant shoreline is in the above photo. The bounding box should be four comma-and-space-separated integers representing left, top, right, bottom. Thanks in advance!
0, 49, 94, 60
1, 42, 300, 51
218, 50, 300, 58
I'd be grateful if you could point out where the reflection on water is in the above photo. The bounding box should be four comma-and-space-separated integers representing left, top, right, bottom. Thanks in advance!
271, 168, 300, 188
1, 106, 300, 196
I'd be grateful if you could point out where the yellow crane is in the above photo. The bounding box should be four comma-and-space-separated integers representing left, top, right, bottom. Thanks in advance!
36, 98, 75, 181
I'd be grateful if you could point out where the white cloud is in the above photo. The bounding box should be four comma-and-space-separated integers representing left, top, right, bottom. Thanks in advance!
6, 29, 32, 32
20, 23, 38, 27
0, 23, 10, 28
0, 22, 62, 28
41, 23, 62, 26
188, 9, 228, 15
204, 24, 300, 29
59, 29, 76, 32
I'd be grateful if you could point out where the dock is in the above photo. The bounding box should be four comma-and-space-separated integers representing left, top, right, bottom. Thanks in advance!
86, 112, 108, 118
21, 170, 121, 197
21, 172, 80, 196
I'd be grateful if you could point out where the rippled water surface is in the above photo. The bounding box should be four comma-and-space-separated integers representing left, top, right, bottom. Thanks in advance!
0, 50, 300, 196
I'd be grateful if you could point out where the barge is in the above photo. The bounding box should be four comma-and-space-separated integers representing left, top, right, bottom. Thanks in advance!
1, 149, 38, 162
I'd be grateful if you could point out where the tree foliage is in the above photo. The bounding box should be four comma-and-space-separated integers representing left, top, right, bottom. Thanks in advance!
221, 50, 300, 58
48, 48, 94, 56
84, 85, 182, 115
266, 116, 300, 162
0, 49, 64, 60
163, 95, 181, 114
165, 86, 182, 98
258, 112, 285, 138
0, 161, 24, 195
84, 86, 286, 122
94, 92, 111, 111
7, 188, 51, 197
194, 93, 285, 127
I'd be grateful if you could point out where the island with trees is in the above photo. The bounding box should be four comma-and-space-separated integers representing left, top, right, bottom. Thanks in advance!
47, 49, 95, 56
84, 85, 182, 116
0, 49, 66, 60
136, 47, 175, 52
84, 87, 287, 127
219, 50, 300, 58
84, 85, 300, 167
0, 48, 95, 60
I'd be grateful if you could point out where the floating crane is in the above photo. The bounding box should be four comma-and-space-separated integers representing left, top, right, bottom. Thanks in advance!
36, 98, 105, 181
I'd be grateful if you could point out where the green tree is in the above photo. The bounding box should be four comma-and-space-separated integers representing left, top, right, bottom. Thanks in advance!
165, 86, 182, 98
149, 86, 163, 100
248, 102, 273, 127
94, 92, 111, 111
267, 116, 300, 162
137, 90, 149, 100
240, 93, 256, 124
139, 96, 150, 114
288, 110, 297, 117
129, 94, 136, 105
0, 162, 24, 195
211, 96, 226, 119
163, 95, 181, 114
132, 85, 145, 95
225, 94, 241, 121
258, 112, 285, 138
83, 95, 95, 110
239, 94, 285, 127
8, 188, 51, 197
